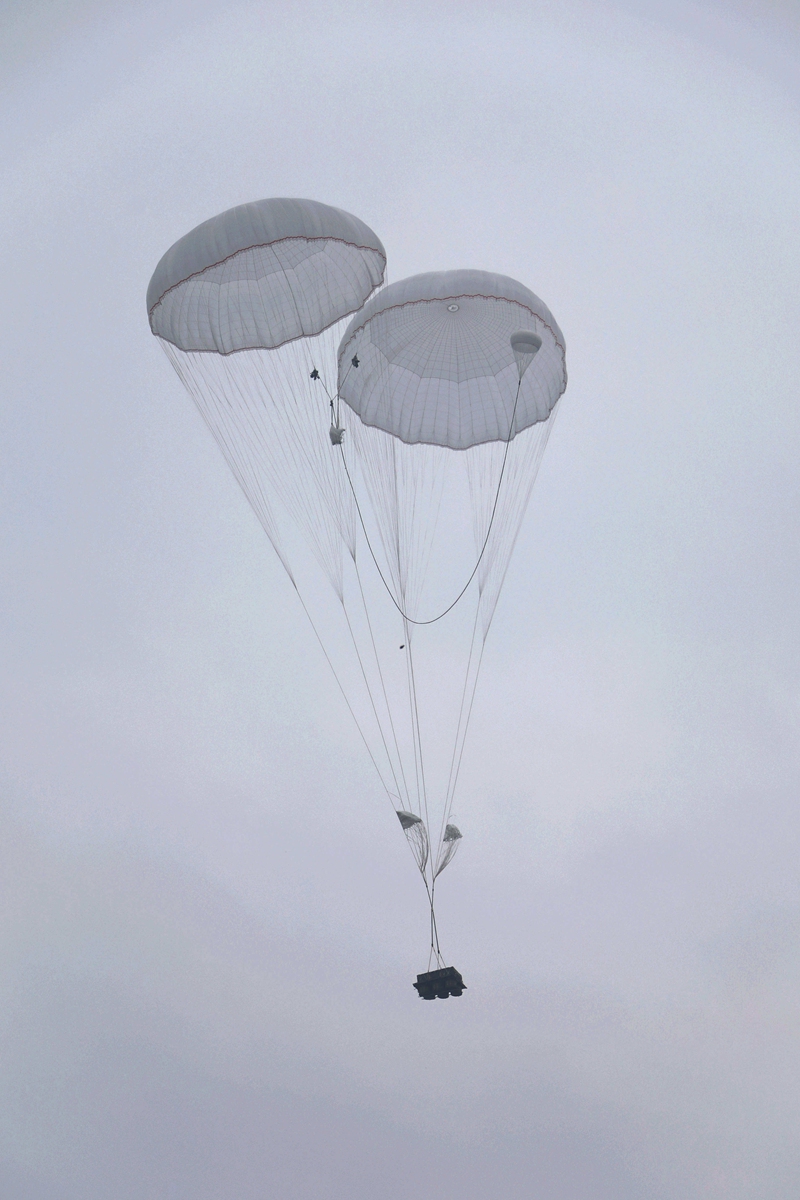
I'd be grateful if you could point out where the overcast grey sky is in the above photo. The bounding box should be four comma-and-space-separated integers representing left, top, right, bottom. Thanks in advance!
1, 1, 799, 1197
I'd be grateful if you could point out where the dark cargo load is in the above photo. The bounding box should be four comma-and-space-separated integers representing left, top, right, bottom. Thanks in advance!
413, 966, 466, 999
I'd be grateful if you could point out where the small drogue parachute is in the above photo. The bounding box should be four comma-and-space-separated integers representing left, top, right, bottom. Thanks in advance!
148, 203, 567, 989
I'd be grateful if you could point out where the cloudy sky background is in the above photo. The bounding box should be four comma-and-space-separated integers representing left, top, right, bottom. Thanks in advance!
1, 1, 799, 1196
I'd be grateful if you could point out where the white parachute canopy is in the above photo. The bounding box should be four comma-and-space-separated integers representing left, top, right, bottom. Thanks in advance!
337, 269, 566, 448
148, 197, 386, 353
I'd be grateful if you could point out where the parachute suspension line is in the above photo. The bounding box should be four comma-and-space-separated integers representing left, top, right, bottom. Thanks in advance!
401, 620, 424, 819
416, 857, 444, 971
435, 410, 562, 842
334, 374, 526, 626
426, 851, 446, 968
443, 634, 488, 839
404, 626, 445, 971
291, 582, 399, 811
338, 594, 408, 810
163, 344, 297, 581
401, 620, 421, 808
193, 338, 350, 593
255, 333, 356, 554
428, 893, 444, 971
420, 417, 560, 862
351, 556, 414, 811
166, 339, 398, 809
474, 403, 561, 633
433, 603, 483, 861
405, 621, 431, 833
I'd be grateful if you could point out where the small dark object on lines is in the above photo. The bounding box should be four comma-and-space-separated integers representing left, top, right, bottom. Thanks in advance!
310, 368, 320, 380
413, 966, 466, 1000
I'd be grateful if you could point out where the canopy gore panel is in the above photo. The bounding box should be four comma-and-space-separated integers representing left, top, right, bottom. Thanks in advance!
413, 966, 466, 999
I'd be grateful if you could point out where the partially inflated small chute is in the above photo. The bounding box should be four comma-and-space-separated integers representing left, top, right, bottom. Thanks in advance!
396, 810, 429, 873
435, 823, 462, 879
510, 329, 543, 377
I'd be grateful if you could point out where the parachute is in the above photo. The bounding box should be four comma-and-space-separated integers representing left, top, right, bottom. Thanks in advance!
148, 200, 567, 987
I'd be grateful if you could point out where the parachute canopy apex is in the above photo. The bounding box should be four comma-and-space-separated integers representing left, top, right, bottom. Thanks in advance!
337, 269, 567, 449
147, 197, 386, 355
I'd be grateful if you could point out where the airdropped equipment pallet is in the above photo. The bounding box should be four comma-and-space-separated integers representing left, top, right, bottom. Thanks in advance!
413, 966, 466, 999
